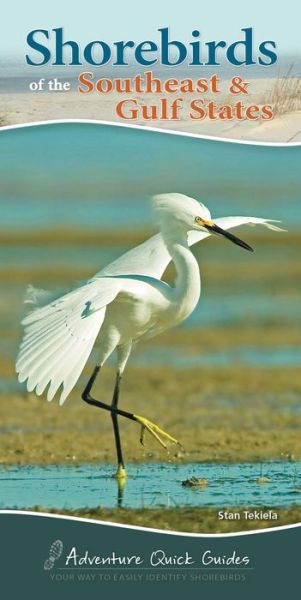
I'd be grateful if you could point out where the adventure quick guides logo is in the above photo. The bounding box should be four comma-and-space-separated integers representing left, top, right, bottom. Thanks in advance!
44, 538, 251, 585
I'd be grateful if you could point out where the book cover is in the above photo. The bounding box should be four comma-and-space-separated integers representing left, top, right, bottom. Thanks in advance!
0, 1, 300, 598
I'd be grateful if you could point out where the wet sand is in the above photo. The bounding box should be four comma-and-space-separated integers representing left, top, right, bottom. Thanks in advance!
1, 356, 301, 465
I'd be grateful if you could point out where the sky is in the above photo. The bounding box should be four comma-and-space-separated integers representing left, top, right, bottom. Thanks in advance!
1, 0, 300, 60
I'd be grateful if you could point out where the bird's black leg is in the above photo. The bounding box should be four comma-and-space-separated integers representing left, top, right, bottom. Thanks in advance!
82, 366, 180, 462
82, 366, 135, 423
82, 366, 131, 480
110, 373, 126, 479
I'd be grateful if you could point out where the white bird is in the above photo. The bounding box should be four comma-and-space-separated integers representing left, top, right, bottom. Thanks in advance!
16, 193, 283, 479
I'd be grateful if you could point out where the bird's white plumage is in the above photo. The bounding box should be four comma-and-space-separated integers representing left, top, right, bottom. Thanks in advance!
17, 279, 122, 404
16, 193, 284, 404
153, 192, 212, 226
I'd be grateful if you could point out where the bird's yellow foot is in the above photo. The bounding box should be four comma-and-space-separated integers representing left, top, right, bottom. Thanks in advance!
134, 414, 180, 449
112, 464, 127, 482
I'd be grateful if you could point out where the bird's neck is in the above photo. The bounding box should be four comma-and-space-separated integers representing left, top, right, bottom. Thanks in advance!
161, 224, 201, 319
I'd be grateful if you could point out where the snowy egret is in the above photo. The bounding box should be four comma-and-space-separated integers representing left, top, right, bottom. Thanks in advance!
16, 193, 283, 479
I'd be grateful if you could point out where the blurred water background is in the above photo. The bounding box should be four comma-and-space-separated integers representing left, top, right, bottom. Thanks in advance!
0, 121, 298, 427
0, 123, 300, 382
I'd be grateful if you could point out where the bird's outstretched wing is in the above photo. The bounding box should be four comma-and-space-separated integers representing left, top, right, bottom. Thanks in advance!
16, 215, 283, 404
98, 217, 284, 280
16, 278, 122, 405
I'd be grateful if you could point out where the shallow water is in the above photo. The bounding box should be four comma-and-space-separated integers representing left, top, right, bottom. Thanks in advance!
0, 461, 300, 510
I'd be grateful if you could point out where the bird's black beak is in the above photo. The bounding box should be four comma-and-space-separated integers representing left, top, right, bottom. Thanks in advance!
204, 222, 254, 252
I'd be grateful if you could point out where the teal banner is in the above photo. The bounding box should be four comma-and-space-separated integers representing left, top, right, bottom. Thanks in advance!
0, 512, 298, 599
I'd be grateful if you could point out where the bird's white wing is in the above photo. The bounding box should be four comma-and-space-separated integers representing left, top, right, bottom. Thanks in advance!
16, 278, 122, 405
98, 216, 284, 280
17, 215, 283, 404
99, 232, 169, 278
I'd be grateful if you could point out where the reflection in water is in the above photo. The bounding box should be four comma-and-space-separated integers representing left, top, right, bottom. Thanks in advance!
1, 461, 301, 511
116, 476, 126, 509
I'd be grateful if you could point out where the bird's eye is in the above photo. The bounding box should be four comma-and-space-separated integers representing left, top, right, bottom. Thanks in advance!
195, 216, 203, 224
